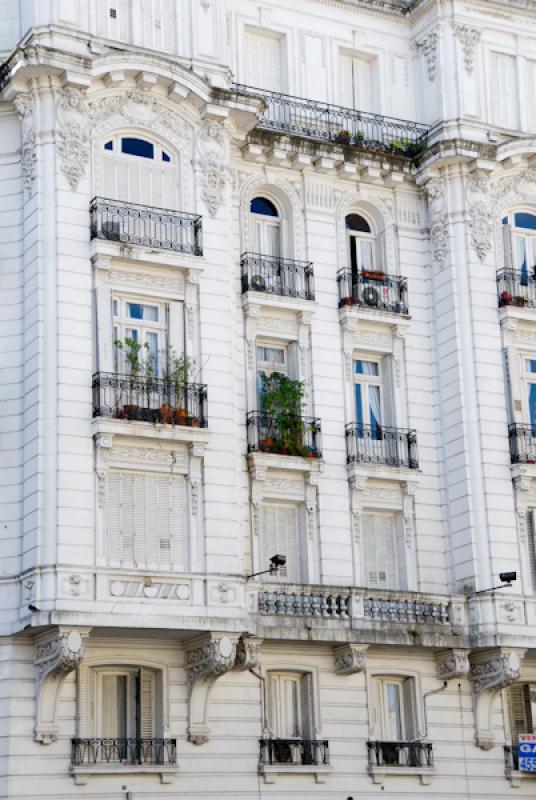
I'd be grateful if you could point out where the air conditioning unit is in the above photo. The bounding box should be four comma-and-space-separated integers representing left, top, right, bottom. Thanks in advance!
251, 274, 266, 292
100, 221, 120, 241
363, 286, 380, 307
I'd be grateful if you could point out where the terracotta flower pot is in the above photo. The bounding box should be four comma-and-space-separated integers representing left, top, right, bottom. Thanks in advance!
174, 408, 189, 426
159, 403, 173, 424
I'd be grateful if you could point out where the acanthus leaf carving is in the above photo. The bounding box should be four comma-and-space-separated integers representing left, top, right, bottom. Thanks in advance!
452, 24, 481, 75
234, 636, 263, 671
333, 644, 368, 676
436, 648, 470, 680
14, 93, 37, 197
56, 88, 90, 191
469, 648, 526, 750
195, 120, 230, 216
416, 31, 440, 81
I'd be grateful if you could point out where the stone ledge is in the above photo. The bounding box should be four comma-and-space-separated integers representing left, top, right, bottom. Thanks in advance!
368, 765, 436, 785
70, 764, 179, 785
260, 764, 331, 784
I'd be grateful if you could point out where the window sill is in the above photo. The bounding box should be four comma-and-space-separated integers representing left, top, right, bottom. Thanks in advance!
92, 416, 210, 445
242, 290, 317, 314
247, 451, 323, 473
339, 304, 411, 329
505, 768, 536, 788
368, 765, 435, 785
260, 764, 331, 784
71, 764, 179, 785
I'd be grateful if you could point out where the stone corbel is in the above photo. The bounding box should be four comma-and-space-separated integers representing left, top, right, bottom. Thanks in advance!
436, 649, 470, 681
185, 632, 240, 744
470, 648, 526, 750
234, 635, 263, 671
334, 644, 368, 676
35, 627, 91, 743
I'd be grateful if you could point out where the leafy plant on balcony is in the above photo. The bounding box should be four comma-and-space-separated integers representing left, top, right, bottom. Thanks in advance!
260, 372, 309, 456
162, 346, 197, 425
114, 336, 151, 378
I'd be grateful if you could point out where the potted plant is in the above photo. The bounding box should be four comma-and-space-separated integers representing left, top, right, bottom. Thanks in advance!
335, 129, 352, 145
501, 290, 513, 306
362, 269, 386, 281
163, 347, 196, 426
514, 295, 526, 307
114, 336, 150, 419
261, 372, 306, 456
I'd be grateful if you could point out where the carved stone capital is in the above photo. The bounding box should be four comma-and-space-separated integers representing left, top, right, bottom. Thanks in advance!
234, 636, 263, 671
470, 648, 526, 750
185, 632, 240, 744
334, 644, 368, 676
436, 648, 470, 680
34, 627, 91, 743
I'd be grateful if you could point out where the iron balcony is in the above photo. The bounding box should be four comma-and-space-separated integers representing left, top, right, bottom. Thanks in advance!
246, 411, 322, 459
241, 252, 314, 300
71, 738, 177, 766
337, 268, 408, 314
345, 423, 418, 469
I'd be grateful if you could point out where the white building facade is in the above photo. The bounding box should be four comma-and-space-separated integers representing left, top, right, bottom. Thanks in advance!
1, 0, 536, 796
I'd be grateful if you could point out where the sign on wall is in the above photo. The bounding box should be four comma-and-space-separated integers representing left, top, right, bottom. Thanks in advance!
519, 734, 536, 772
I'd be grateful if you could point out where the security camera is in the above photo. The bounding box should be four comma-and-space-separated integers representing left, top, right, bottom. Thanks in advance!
499, 571, 517, 584
269, 554, 286, 573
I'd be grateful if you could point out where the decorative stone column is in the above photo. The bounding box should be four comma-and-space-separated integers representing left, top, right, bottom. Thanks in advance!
470, 648, 526, 749
34, 627, 92, 743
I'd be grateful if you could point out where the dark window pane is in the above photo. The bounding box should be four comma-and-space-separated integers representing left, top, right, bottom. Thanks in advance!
346, 213, 371, 233
502, 216, 508, 225
110, 8, 117, 18
515, 213, 536, 231
251, 196, 279, 216
104, 140, 113, 151
162, 151, 171, 162
121, 138, 154, 159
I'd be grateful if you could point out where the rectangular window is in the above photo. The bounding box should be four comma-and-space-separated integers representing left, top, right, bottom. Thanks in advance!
523, 359, 536, 434
268, 672, 313, 739
339, 52, 374, 112
113, 296, 166, 376
257, 344, 288, 404
244, 29, 284, 92
354, 358, 382, 436
106, 471, 186, 569
507, 683, 535, 740
375, 677, 416, 741
362, 512, 398, 589
491, 52, 518, 129
261, 502, 300, 581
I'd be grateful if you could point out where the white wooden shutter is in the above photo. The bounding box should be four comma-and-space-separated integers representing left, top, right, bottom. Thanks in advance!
244, 30, 282, 91
166, 302, 184, 356
502, 223, 513, 268
339, 54, 355, 108
99, 150, 177, 209
528, 510, 536, 594
362, 512, 398, 589
303, 34, 327, 103
527, 60, 536, 133
77, 665, 97, 738
142, 0, 174, 52
491, 53, 518, 129
403, 679, 417, 740
339, 54, 372, 111
507, 684, 533, 741
269, 673, 304, 738
107, 472, 186, 569
262, 503, 299, 581
97, 0, 128, 41
139, 669, 156, 739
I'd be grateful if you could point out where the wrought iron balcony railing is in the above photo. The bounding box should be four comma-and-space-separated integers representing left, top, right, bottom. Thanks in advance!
368, 741, 433, 769
509, 424, 536, 464
345, 423, 418, 469
93, 372, 208, 428
232, 84, 429, 156
71, 738, 177, 766
337, 269, 408, 314
241, 253, 314, 300
246, 411, 321, 458
504, 745, 520, 771
497, 268, 536, 309
260, 739, 330, 767
90, 197, 202, 256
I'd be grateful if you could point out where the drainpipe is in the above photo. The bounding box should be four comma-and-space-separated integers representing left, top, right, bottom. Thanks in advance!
421, 680, 448, 739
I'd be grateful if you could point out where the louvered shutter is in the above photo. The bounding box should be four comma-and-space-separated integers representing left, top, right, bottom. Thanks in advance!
167, 302, 184, 356
507, 684, 533, 741
502, 223, 513, 268
77, 665, 97, 738
403, 679, 417, 740
244, 31, 282, 92
99, 150, 177, 209
303, 35, 327, 102
262, 503, 299, 581
339, 55, 372, 111
362, 513, 398, 589
107, 472, 186, 569
138, 669, 156, 739
97, 0, 128, 41
491, 53, 518, 129
527, 61, 536, 133
142, 0, 174, 52
528, 511, 536, 594
339, 54, 355, 108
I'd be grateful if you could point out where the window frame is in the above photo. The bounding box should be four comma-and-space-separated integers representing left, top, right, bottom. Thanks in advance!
250, 195, 283, 258
266, 670, 315, 740
103, 135, 173, 164
353, 356, 383, 432
112, 294, 167, 376
346, 213, 375, 273
370, 673, 419, 743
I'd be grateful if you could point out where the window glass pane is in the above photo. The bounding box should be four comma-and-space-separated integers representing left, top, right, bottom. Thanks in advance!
162, 151, 171, 162
527, 360, 536, 374
515, 213, 536, 231
104, 140, 113, 151
126, 303, 158, 322
502, 216, 509, 225
146, 332, 159, 373
355, 360, 379, 376
369, 385, 382, 433
355, 384, 364, 426
251, 197, 278, 216
385, 683, 403, 740
346, 213, 371, 233
112, 299, 119, 316
102, 674, 127, 739
125, 328, 139, 343
360, 240, 373, 270
121, 137, 154, 159
258, 347, 285, 364
529, 383, 536, 434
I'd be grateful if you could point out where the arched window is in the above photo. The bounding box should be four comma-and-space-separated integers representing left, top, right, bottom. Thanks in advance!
502, 211, 536, 282
100, 135, 177, 209
251, 196, 281, 257
346, 213, 376, 272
